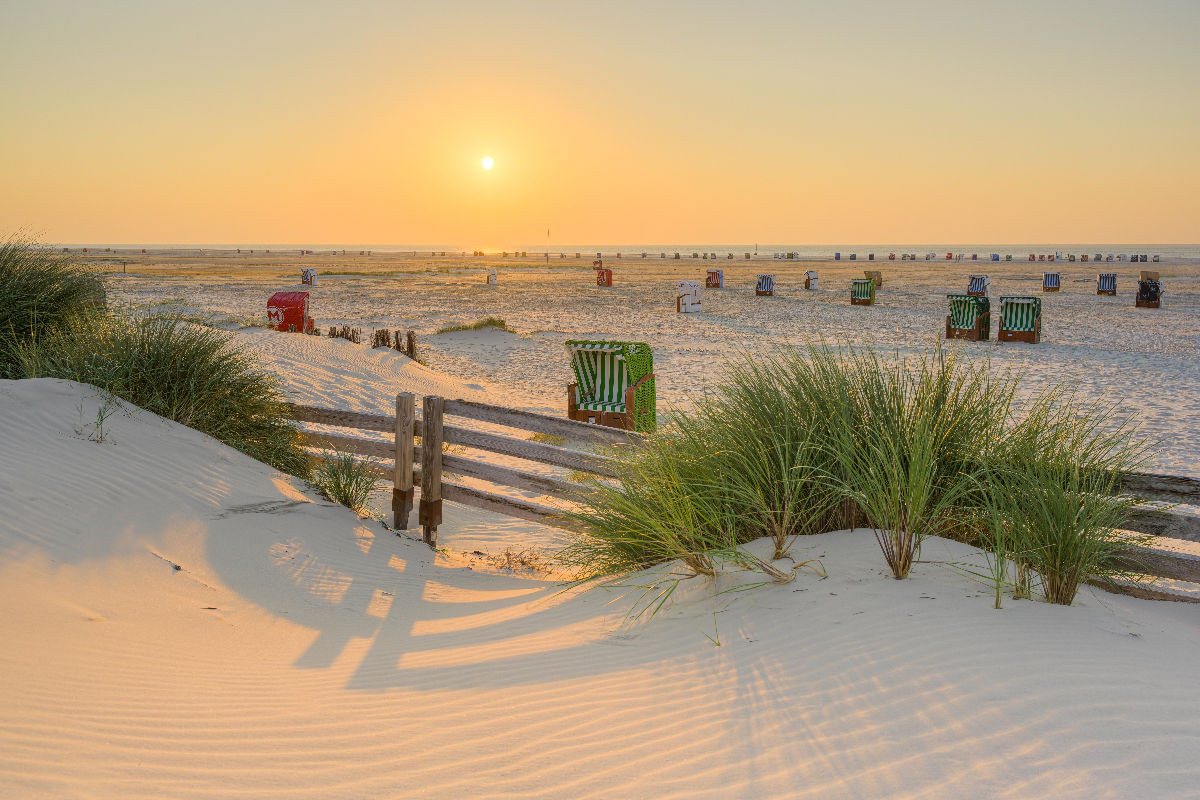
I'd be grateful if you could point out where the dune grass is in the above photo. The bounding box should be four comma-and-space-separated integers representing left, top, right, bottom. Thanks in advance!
18, 312, 311, 478
564, 343, 1148, 607
436, 317, 510, 334
0, 238, 106, 377
311, 449, 381, 513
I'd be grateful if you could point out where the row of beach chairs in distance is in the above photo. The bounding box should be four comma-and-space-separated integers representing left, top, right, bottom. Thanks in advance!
834, 252, 1161, 263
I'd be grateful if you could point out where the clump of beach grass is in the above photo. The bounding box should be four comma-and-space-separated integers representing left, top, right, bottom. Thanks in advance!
311, 449, 381, 514
564, 342, 1150, 607
436, 317, 510, 334
0, 237, 106, 377
17, 311, 311, 478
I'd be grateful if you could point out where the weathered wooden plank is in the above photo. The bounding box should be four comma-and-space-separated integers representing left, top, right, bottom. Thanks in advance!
298, 430, 393, 460
1113, 535, 1200, 583
443, 398, 643, 446
394, 393, 416, 531
1125, 508, 1200, 543
442, 425, 618, 478
440, 481, 587, 532
441, 453, 590, 501
420, 396, 444, 545
1123, 471, 1200, 505
285, 403, 395, 433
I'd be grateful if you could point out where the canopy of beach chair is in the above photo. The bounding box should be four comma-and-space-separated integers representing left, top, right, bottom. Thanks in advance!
1000, 296, 1041, 331
948, 294, 989, 328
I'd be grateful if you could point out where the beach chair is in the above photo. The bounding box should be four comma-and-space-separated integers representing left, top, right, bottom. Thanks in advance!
868, 253, 875, 261
676, 281, 701, 313
945, 294, 990, 341
705, 269, 724, 288
1068, 255, 1076, 262
1152, 255, 1160, 263
1029, 254, 1036, 262
888, 253, 896, 260
834, 252, 841, 260
851, 278, 875, 306
1005, 254, 1012, 261
863, 269, 883, 287
486, 267, 497, 286
849, 253, 857, 261
1135, 279, 1163, 309
756, 274, 776, 296
947, 253, 954, 260
565, 340, 656, 433
1042, 272, 1060, 292
998, 296, 1041, 343
1081, 254, 1089, 262
267, 291, 314, 334
967, 274, 990, 297
991, 253, 1000, 262
1097, 273, 1116, 295
804, 270, 818, 290
300, 268, 317, 286
596, 268, 613, 287
1140, 254, 1148, 263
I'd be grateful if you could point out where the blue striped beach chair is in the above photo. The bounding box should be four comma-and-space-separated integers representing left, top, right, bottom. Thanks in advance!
1097, 273, 1117, 295
946, 294, 990, 341
1043, 272, 1060, 292
967, 274, 990, 297
851, 278, 875, 306
756, 274, 776, 296
565, 340, 656, 433
998, 296, 1041, 343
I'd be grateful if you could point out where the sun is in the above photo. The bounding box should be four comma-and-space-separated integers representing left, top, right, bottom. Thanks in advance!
481, 156, 494, 170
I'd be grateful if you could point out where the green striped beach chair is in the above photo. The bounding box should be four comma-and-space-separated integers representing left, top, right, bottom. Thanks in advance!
565, 340, 656, 433
851, 278, 875, 305
998, 295, 1041, 343
945, 294, 990, 341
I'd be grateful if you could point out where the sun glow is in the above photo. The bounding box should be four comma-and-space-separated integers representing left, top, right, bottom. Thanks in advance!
481, 156, 494, 170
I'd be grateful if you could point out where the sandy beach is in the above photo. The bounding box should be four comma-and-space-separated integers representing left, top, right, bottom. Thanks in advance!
2, 376, 1199, 799
0, 249, 1197, 797
101, 250, 1200, 476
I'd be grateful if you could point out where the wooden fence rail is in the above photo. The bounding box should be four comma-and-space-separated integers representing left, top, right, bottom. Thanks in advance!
285, 395, 1200, 591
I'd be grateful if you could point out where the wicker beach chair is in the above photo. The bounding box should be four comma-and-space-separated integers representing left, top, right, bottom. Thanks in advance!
967, 274, 990, 297
1097, 273, 1117, 295
565, 340, 656, 433
596, 268, 613, 287
863, 269, 883, 287
1043, 272, 1060, 292
945, 294, 990, 341
756, 274, 776, 296
300, 268, 317, 286
851, 278, 875, 306
1135, 279, 1163, 309
486, 266, 497, 286
676, 281, 701, 313
705, 269, 724, 288
997, 296, 1041, 343
804, 270, 818, 290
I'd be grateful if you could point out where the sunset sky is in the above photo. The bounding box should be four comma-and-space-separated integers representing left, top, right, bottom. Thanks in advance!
2, 0, 1198, 247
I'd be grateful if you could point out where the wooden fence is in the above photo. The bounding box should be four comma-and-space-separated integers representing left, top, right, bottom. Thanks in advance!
285, 394, 638, 546
284, 396, 1200, 592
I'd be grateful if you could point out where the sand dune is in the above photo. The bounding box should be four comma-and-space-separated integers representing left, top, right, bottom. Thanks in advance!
2, 377, 1199, 798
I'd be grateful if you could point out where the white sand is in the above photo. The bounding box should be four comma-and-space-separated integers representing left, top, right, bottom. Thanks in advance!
3, 366, 1200, 798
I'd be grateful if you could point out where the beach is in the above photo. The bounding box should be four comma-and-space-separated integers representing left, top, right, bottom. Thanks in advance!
101, 250, 1200, 477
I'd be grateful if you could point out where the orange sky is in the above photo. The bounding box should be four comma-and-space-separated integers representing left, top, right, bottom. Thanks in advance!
2, 1, 1198, 247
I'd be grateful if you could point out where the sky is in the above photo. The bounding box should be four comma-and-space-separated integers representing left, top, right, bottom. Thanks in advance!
2, 0, 1198, 248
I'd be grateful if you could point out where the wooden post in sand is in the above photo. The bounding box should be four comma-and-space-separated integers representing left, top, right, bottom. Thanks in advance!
406, 331, 417, 361
392, 393, 415, 530
419, 395, 444, 546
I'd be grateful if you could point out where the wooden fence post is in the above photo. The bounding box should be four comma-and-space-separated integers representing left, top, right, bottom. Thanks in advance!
406, 330, 417, 360
392, 393, 415, 530
419, 395, 444, 546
